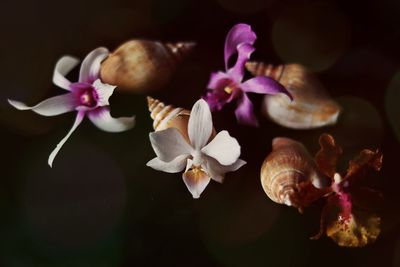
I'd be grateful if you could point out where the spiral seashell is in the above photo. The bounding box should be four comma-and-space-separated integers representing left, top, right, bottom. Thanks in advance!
147, 96, 191, 141
101, 40, 195, 93
245, 62, 341, 129
260, 137, 327, 211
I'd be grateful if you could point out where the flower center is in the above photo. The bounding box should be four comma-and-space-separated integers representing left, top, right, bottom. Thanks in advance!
224, 86, 233, 94
78, 88, 98, 108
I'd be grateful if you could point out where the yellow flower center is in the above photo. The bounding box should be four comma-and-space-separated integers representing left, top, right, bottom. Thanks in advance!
224, 86, 233, 94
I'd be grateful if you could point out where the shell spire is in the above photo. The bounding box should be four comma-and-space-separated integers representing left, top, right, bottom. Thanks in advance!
165, 42, 196, 63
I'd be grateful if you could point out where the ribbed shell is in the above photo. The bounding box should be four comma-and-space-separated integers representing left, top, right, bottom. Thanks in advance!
246, 62, 341, 129
261, 137, 325, 210
101, 40, 195, 93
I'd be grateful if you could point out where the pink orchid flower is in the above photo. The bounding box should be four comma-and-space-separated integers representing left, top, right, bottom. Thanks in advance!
204, 23, 292, 126
8, 48, 135, 167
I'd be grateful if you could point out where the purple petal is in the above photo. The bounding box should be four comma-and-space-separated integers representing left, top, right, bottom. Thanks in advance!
207, 71, 231, 89
205, 72, 237, 111
88, 107, 135, 132
48, 111, 85, 167
224, 23, 257, 70
227, 43, 255, 82
52, 56, 80, 90
8, 93, 76, 116
79, 47, 109, 83
240, 76, 293, 100
234, 93, 259, 127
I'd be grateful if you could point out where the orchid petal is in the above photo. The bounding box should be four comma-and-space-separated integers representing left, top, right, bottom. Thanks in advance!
79, 47, 109, 83
146, 155, 188, 173
92, 79, 116, 107
224, 23, 256, 70
228, 43, 255, 82
241, 76, 293, 100
207, 71, 232, 89
88, 107, 135, 133
8, 93, 76, 116
148, 128, 192, 162
188, 99, 213, 150
53, 56, 80, 90
48, 111, 85, 167
206, 156, 246, 183
201, 130, 241, 166
182, 159, 211, 199
234, 93, 258, 126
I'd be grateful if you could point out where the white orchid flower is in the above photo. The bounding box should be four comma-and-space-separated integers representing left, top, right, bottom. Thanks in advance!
147, 99, 246, 198
8, 47, 135, 167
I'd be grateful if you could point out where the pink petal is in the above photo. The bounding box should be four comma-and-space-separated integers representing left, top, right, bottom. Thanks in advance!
224, 23, 256, 70
207, 71, 231, 89
48, 111, 85, 167
8, 93, 76, 116
234, 93, 258, 126
227, 43, 255, 82
88, 107, 135, 133
52, 56, 80, 90
79, 47, 109, 83
241, 76, 293, 99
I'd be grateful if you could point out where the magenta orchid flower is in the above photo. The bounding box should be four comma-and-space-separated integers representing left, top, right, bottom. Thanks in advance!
204, 23, 292, 126
8, 48, 135, 167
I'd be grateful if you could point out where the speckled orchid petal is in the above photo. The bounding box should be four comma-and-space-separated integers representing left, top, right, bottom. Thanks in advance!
241, 76, 293, 100
201, 130, 241, 166
146, 155, 189, 173
92, 79, 116, 107
88, 107, 135, 133
234, 93, 258, 126
53, 56, 80, 90
182, 159, 211, 199
48, 111, 85, 167
8, 94, 76, 116
315, 134, 343, 178
188, 99, 213, 150
228, 43, 255, 82
224, 23, 256, 70
148, 128, 192, 162
79, 47, 109, 83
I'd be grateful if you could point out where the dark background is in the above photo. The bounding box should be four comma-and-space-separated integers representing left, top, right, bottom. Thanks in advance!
1, 0, 400, 266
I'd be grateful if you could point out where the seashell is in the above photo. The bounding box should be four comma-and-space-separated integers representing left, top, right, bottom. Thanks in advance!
101, 40, 195, 93
245, 62, 341, 129
147, 96, 191, 141
260, 137, 327, 212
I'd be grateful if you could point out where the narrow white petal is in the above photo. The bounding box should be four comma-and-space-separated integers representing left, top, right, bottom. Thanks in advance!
53, 56, 80, 90
146, 155, 188, 173
182, 160, 211, 199
92, 79, 116, 107
88, 107, 135, 133
8, 93, 76, 116
48, 111, 85, 167
149, 128, 192, 162
205, 156, 246, 183
201, 130, 241, 165
188, 99, 213, 150
79, 47, 109, 83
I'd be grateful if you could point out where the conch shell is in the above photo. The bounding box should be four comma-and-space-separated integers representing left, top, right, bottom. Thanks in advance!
245, 62, 341, 129
147, 96, 191, 140
260, 137, 327, 212
101, 40, 195, 93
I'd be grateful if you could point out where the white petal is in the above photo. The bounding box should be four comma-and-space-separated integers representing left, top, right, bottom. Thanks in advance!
188, 99, 213, 150
79, 47, 109, 83
182, 159, 211, 199
149, 128, 192, 162
48, 111, 85, 167
146, 155, 188, 173
205, 156, 246, 183
53, 56, 80, 90
92, 79, 116, 107
8, 93, 76, 116
88, 107, 135, 133
201, 130, 241, 165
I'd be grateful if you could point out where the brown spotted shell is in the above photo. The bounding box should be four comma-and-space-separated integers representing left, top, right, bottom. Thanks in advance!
101, 40, 195, 93
260, 137, 327, 211
245, 62, 341, 129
